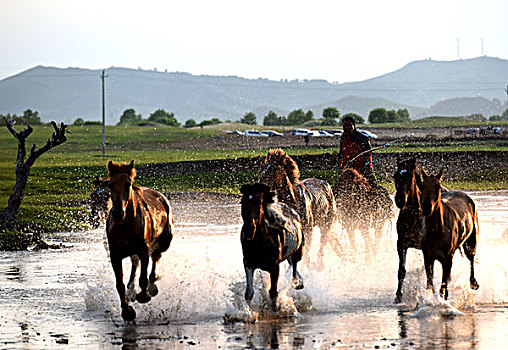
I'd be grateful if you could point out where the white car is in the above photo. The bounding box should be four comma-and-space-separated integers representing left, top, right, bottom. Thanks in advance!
318, 130, 334, 137
244, 129, 269, 137
357, 129, 378, 139
293, 128, 320, 136
261, 130, 284, 137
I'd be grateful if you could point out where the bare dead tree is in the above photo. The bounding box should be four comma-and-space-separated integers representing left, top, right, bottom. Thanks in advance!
1, 120, 69, 231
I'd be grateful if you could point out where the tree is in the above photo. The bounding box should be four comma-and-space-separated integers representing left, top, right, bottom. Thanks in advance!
369, 108, 387, 124
239, 112, 257, 125
73, 117, 85, 125
184, 119, 197, 128
287, 109, 313, 126
321, 118, 339, 126
117, 109, 142, 126
263, 111, 287, 126
1, 110, 43, 126
386, 110, 400, 123
1, 120, 69, 231
148, 109, 180, 126
341, 113, 365, 125
397, 109, 410, 122
322, 107, 340, 120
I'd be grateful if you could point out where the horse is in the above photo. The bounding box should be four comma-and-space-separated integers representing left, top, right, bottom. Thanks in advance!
420, 168, 479, 300
106, 159, 174, 321
259, 149, 337, 267
240, 182, 304, 310
90, 176, 111, 229
393, 157, 424, 303
333, 168, 394, 251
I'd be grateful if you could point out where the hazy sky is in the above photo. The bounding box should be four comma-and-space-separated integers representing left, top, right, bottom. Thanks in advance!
1, 0, 507, 83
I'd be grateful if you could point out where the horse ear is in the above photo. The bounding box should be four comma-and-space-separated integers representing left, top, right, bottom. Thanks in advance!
107, 160, 115, 172
129, 159, 135, 169
437, 168, 444, 182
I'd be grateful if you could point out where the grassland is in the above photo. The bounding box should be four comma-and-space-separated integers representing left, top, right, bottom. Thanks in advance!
0, 122, 507, 239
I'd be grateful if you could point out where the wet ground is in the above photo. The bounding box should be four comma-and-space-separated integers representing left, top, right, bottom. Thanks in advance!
0, 191, 507, 349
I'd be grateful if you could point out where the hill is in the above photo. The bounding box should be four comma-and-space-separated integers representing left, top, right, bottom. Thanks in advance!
0, 56, 507, 124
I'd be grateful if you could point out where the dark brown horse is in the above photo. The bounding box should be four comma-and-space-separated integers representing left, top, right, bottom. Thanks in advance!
333, 168, 394, 250
420, 168, 479, 300
259, 149, 337, 266
90, 176, 111, 229
240, 183, 304, 310
106, 160, 174, 321
393, 157, 424, 303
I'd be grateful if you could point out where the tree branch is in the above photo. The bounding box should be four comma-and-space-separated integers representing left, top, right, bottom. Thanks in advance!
25, 122, 68, 168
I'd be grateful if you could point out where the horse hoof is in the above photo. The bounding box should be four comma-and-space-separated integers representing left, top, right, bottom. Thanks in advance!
292, 278, 304, 290
148, 284, 159, 297
470, 280, 479, 290
136, 292, 152, 304
122, 306, 136, 321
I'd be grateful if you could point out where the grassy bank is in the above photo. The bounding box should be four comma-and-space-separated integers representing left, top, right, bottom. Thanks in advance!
1, 124, 507, 240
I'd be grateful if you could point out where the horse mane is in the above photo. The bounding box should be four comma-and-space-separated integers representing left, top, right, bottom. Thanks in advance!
108, 160, 137, 183
267, 148, 300, 185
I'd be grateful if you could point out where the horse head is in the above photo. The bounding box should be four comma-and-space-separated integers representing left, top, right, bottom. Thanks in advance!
107, 159, 136, 223
260, 149, 300, 188
394, 157, 419, 209
420, 167, 444, 216
240, 182, 276, 240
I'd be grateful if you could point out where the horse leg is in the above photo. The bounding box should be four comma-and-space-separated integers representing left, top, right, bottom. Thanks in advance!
464, 237, 479, 290
439, 256, 453, 300
148, 250, 161, 297
395, 244, 408, 303
135, 250, 152, 304
126, 255, 139, 301
423, 254, 435, 295
269, 265, 280, 311
111, 255, 136, 321
289, 253, 304, 290
244, 265, 255, 303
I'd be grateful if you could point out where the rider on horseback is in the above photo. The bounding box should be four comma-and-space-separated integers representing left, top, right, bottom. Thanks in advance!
338, 116, 378, 186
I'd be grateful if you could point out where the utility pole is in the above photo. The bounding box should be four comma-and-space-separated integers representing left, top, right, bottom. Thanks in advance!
505, 84, 508, 110
101, 69, 107, 157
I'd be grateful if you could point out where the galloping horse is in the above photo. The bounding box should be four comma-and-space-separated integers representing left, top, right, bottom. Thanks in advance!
393, 157, 424, 303
259, 149, 337, 265
90, 176, 111, 229
420, 168, 479, 299
106, 160, 174, 320
333, 168, 394, 250
240, 183, 304, 310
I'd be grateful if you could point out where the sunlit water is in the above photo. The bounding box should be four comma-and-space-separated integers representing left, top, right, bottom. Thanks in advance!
0, 192, 507, 348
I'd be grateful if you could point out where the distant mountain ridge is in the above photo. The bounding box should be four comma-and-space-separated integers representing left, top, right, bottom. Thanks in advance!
0, 56, 506, 124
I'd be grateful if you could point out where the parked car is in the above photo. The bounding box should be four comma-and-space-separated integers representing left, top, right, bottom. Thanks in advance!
318, 130, 334, 137
492, 127, 504, 134
261, 130, 284, 137
357, 129, 378, 139
244, 129, 268, 137
293, 128, 320, 136
325, 129, 343, 137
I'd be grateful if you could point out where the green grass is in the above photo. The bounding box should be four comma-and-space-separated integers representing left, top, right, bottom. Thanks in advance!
1, 123, 507, 236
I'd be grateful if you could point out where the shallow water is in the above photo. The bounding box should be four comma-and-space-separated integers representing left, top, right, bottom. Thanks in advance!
0, 191, 507, 348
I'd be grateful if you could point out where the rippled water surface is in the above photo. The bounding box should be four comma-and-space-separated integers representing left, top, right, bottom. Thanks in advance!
0, 191, 507, 349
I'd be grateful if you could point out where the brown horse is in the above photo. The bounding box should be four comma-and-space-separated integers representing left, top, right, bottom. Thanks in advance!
393, 157, 424, 303
106, 160, 174, 321
240, 183, 304, 310
259, 149, 337, 266
420, 168, 479, 300
333, 168, 394, 250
